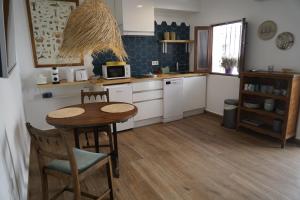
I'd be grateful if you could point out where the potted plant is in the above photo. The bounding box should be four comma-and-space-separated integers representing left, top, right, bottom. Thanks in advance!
221, 57, 237, 74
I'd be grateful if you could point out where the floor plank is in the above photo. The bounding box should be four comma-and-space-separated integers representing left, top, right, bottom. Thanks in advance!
28, 114, 300, 200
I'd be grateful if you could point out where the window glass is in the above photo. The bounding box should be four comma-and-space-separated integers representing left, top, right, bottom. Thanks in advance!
211, 21, 243, 75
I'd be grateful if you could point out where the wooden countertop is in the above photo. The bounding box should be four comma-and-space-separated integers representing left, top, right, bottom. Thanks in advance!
37, 73, 207, 89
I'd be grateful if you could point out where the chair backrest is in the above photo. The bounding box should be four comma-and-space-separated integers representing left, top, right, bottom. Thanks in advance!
26, 123, 77, 171
81, 89, 109, 104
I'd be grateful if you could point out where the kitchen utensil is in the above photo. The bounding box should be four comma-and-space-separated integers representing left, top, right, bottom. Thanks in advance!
260, 85, 268, 93
164, 32, 170, 40
51, 67, 60, 84
66, 68, 75, 82
161, 66, 170, 74
170, 32, 176, 40
267, 85, 274, 94
243, 102, 260, 109
275, 108, 285, 115
37, 74, 48, 85
255, 84, 260, 92
75, 69, 88, 81
264, 99, 275, 112
273, 89, 281, 96
273, 119, 282, 133
281, 89, 287, 96
242, 118, 264, 127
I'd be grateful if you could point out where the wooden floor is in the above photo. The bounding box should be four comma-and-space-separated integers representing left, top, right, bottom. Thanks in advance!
28, 114, 300, 200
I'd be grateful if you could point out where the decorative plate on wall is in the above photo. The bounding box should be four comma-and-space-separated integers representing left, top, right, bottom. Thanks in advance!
257, 20, 277, 40
276, 32, 295, 50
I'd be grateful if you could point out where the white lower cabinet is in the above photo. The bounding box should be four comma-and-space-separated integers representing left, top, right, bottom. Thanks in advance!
101, 76, 206, 129
132, 80, 163, 122
103, 84, 134, 131
134, 99, 163, 121
183, 76, 207, 112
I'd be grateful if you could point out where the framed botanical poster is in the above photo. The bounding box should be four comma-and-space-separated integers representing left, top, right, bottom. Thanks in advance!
26, 0, 83, 68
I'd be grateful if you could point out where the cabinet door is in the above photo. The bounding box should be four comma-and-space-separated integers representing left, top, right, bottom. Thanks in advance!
132, 80, 162, 92
104, 84, 134, 131
121, 0, 154, 35
183, 76, 206, 112
134, 99, 163, 121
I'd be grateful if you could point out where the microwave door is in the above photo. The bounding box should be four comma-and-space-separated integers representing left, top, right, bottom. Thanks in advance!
107, 66, 125, 79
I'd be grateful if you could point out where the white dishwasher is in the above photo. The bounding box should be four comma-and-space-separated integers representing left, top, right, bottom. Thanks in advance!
163, 78, 184, 123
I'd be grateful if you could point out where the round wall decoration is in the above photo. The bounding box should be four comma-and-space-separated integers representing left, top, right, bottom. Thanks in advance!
276, 32, 294, 50
257, 20, 277, 40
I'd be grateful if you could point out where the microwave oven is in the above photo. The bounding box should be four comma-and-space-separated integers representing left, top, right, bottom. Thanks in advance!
102, 62, 131, 80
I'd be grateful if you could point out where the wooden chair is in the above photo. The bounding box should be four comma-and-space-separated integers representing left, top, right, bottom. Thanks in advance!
26, 123, 114, 200
80, 90, 114, 153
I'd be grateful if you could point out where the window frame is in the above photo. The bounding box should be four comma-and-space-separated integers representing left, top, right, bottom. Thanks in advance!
194, 26, 212, 73
194, 18, 247, 77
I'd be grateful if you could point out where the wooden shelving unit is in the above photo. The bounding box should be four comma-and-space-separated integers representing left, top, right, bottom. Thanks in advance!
160, 40, 194, 43
237, 71, 300, 148
241, 90, 288, 101
160, 40, 194, 54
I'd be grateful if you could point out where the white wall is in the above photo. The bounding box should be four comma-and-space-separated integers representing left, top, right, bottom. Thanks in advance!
190, 0, 300, 137
153, 0, 201, 12
206, 75, 240, 115
0, 1, 30, 199
17, 0, 93, 130
155, 8, 193, 25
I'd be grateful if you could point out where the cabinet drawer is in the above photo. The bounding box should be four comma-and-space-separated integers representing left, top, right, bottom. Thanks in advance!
132, 81, 162, 92
133, 90, 163, 102
134, 99, 163, 121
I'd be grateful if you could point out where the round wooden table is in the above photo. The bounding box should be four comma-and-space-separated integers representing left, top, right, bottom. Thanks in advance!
46, 102, 138, 178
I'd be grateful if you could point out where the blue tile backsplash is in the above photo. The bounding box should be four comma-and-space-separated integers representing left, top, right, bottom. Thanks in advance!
92, 21, 190, 76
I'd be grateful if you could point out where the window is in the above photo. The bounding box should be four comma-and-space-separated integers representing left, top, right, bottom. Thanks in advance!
194, 19, 247, 76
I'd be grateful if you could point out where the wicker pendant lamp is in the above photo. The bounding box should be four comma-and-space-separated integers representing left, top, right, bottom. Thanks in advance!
59, 0, 127, 61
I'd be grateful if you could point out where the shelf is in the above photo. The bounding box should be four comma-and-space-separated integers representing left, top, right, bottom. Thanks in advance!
37, 80, 90, 89
160, 40, 194, 43
240, 107, 285, 120
241, 90, 288, 101
239, 122, 282, 139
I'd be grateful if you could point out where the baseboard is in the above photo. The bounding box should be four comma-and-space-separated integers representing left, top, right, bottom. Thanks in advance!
134, 108, 207, 128
134, 117, 162, 128
291, 138, 300, 146
183, 108, 205, 118
205, 110, 223, 119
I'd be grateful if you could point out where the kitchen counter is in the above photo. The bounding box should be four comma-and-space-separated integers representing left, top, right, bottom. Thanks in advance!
37, 73, 207, 88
